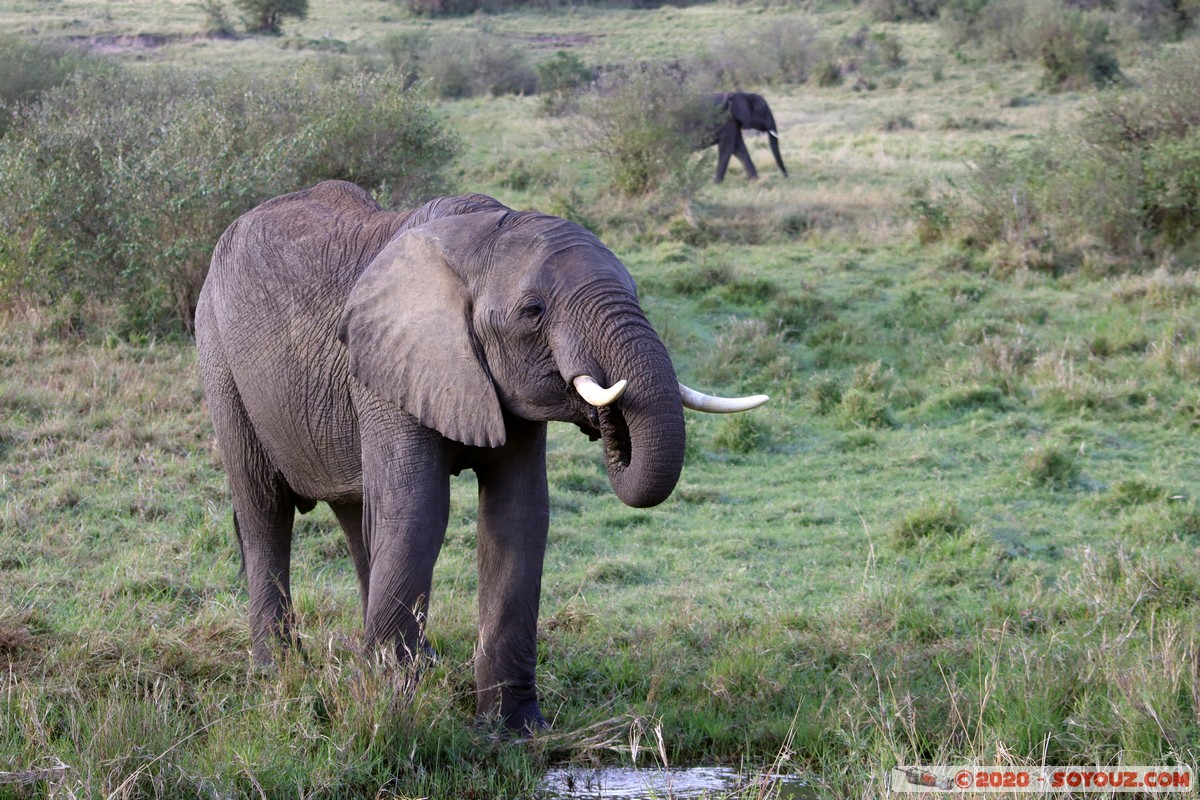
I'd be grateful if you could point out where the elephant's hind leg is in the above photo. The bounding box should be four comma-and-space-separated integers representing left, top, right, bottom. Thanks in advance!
731, 131, 758, 179
330, 500, 370, 617
233, 479, 300, 665
715, 121, 739, 183
202, 359, 300, 665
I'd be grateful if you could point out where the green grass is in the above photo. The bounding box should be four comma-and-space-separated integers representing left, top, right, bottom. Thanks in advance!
3, 2, 1200, 799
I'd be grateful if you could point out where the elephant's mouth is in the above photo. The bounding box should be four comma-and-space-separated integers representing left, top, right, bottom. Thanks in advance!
577, 404, 632, 470
597, 404, 632, 472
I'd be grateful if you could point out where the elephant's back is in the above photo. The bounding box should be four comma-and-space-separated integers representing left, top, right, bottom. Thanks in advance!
197, 181, 400, 501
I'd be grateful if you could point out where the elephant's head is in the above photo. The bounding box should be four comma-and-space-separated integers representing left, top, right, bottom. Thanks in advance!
337, 207, 763, 508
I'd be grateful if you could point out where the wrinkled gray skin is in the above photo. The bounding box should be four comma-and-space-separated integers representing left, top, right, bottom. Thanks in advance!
195, 180, 686, 731
710, 92, 788, 183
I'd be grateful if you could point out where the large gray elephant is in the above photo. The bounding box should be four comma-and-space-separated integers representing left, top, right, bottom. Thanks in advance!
195, 180, 766, 731
710, 92, 788, 183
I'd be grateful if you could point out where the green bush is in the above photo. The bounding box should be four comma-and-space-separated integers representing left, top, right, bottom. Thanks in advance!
379, 30, 535, 98
703, 19, 902, 88
941, 0, 1122, 88
573, 63, 720, 197
401, 0, 487, 16
1112, 0, 1200, 41
233, 0, 307, 34
0, 35, 108, 137
0, 67, 458, 334
863, 0, 941, 22
905, 181, 957, 244
703, 17, 829, 86
1027, 3, 1121, 90
536, 50, 595, 116
423, 32, 537, 98
837, 388, 895, 429
198, 0, 238, 37
943, 43, 1200, 269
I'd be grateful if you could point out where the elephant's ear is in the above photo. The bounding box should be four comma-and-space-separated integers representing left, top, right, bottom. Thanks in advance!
727, 93, 753, 127
337, 229, 506, 448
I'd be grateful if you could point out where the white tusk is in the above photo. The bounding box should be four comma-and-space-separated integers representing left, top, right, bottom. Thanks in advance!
573, 375, 627, 407
679, 382, 769, 413
769, 130, 779, 138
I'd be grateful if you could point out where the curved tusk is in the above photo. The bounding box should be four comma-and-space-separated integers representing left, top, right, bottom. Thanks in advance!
573, 375, 628, 407
679, 382, 769, 413
768, 130, 780, 138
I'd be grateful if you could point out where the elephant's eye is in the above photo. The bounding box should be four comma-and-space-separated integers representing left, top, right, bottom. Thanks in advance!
519, 299, 546, 321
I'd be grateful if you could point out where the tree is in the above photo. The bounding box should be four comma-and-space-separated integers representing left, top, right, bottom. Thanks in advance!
233, 0, 308, 35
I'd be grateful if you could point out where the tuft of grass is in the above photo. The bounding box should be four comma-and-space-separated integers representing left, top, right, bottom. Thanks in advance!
695, 317, 796, 394
836, 388, 894, 430
891, 498, 969, 549
711, 414, 771, 455
1097, 478, 1171, 512
1022, 440, 1081, 489
585, 558, 645, 587
805, 374, 843, 415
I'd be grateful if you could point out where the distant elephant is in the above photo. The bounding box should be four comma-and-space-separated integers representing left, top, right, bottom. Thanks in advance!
195, 181, 767, 731
710, 92, 788, 183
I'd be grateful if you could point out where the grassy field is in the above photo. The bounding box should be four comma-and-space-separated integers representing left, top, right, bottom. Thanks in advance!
2, 1, 1200, 798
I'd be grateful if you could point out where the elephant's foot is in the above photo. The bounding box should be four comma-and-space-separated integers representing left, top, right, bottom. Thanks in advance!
480, 680, 547, 733
501, 699, 549, 734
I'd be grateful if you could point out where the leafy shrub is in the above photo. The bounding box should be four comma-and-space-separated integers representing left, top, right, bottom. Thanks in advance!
703, 17, 830, 86
1027, 3, 1121, 90
881, 113, 915, 132
401, 0, 487, 15
379, 30, 535, 98
0, 66, 458, 334
441, 32, 537, 98
198, 0, 238, 37
942, 43, 1200, 269
941, 0, 1122, 88
905, 181, 956, 244
863, 0, 941, 21
766, 288, 835, 338
572, 62, 720, 197
944, 0, 1197, 63
233, 0, 308, 34
399, 0, 581, 16
537, 50, 595, 116
0, 35, 108, 136
1111, 0, 1200, 41
706, 18, 904, 88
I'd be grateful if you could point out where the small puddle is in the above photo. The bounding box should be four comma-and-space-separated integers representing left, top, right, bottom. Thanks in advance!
540, 765, 814, 799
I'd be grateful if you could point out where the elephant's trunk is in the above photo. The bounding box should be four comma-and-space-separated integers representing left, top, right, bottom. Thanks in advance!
597, 366, 685, 508
564, 298, 685, 509
767, 116, 788, 177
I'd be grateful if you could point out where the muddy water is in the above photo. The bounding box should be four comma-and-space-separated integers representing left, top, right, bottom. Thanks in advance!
539, 765, 814, 799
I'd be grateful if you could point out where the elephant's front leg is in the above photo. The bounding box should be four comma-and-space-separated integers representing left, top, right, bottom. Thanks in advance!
473, 419, 550, 731
358, 408, 452, 661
